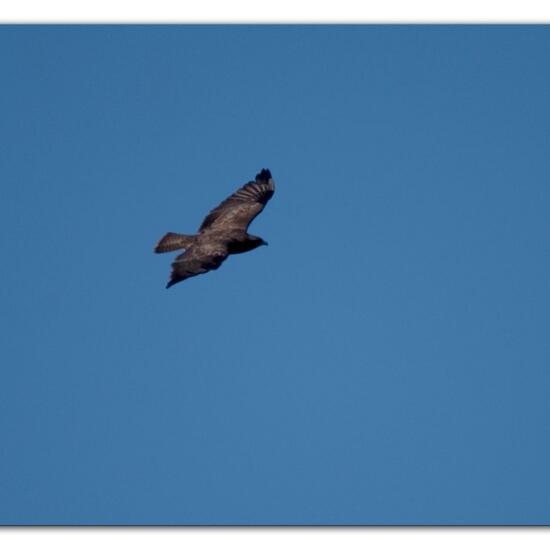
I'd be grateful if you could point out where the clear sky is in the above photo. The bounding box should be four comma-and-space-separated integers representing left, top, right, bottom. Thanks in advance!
1, 25, 549, 525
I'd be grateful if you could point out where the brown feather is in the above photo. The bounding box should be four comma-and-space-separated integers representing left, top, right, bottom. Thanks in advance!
154, 232, 196, 253
198, 169, 275, 233
166, 243, 228, 288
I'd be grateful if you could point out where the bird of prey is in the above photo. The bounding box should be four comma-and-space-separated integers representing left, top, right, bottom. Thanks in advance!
154, 169, 275, 288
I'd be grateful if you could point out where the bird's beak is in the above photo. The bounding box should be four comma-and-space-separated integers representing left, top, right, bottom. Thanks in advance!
263, 241, 269, 246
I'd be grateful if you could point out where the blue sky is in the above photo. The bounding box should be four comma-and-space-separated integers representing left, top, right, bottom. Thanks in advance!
0, 25, 549, 525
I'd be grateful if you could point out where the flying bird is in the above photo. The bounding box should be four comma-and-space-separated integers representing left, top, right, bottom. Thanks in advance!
154, 169, 275, 288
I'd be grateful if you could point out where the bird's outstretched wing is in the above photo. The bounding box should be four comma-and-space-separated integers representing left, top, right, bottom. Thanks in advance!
166, 244, 228, 288
198, 169, 275, 233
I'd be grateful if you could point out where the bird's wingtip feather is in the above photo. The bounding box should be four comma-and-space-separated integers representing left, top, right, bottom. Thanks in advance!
256, 168, 272, 181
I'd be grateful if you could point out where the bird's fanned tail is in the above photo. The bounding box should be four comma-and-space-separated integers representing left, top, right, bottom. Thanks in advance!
154, 232, 196, 253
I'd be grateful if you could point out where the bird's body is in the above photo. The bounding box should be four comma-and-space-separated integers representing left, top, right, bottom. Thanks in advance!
154, 169, 275, 288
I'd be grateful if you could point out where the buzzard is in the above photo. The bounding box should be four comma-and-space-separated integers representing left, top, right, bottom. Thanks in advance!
154, 168, 275, 288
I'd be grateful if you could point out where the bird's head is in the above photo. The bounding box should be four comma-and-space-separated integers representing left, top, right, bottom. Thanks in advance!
248, 235, 268, 248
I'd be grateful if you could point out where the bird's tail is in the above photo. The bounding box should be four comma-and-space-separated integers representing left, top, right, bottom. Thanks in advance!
154, 232, 196, 253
